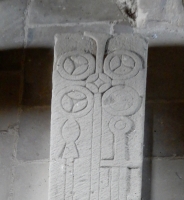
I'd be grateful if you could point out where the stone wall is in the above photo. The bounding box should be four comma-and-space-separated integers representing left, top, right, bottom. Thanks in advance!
0, 0, 184, 199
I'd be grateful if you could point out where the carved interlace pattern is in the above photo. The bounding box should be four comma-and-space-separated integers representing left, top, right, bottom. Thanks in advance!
54, 32, 143, 200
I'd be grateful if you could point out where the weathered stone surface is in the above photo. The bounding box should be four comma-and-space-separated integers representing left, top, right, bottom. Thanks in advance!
113, 21, 133, 34
50, 32, 148, 200
28, 0, 125, 25
27, 24, 111, 48
151, 158, 184, 200
137, 0, 184, 28
0, 133, 15, 200
13, 162, 49, 200
17, 106, 50, 161
0, 0, 26, 49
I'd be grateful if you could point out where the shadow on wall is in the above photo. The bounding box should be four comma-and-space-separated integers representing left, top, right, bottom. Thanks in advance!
0, 48, 53, 107
142, 46, 184, 199
1, 46, 184, 199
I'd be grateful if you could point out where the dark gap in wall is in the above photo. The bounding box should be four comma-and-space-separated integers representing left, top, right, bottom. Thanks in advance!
142, 46, 184, 199
22, 48, 53, 106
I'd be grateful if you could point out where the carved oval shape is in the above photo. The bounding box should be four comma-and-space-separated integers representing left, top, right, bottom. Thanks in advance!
102, 86, 142, 116
67, 91, 86, 100
64, 58, 74, 74
62, 119, 80, 143
109, 116, 134, 134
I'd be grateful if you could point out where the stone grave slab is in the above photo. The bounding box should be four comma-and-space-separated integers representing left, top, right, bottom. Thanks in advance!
49, 32, 148, 200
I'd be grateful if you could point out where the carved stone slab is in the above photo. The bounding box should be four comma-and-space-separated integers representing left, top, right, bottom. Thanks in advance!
49, 32, 148, 200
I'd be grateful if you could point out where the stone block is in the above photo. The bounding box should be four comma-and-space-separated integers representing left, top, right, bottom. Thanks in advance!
151, 102, 184, 157
28, 0, 125, 25
151, 158, 184, 200
113, 21, 133, 34
0, 133, 15, 200
22, 49, 53, 106
17, 106, 50, 161
27, 24, 111, 48
137, 0, 184, 28
49, 33, 148, 200
147, 46, 184, 100
0, 72, 21, 130
0, 0, 26, 49
13, 162, 49, 200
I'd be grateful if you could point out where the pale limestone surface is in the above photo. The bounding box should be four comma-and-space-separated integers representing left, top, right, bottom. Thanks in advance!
0, 0, 26, 49
26, 24, 111, 48
50, 32, 148, 200
17, 107, 50, 161
28, 0, 125, 25
151, 159, 184, 200
0, 132, 15, 200
1, 0, 184, 199
137, 0, 184, 28
13, 162, 49, 200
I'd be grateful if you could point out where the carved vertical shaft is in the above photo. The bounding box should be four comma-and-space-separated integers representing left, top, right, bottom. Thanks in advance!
65, 158, 74, 200
50, 32, 148, 200
90, 93, 101, 200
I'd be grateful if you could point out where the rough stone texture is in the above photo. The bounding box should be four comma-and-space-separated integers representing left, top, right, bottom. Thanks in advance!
0, 0, 184, 199
28, 0, 125, 25
113, 21, 134, 34
17, 106, 50, 161
0, 0, 26, 49
151, 158, 184, 200
13, 162, 49, 200
26, 24, 111, 48
137, 0, 184, 28
116, 0, 137, 25
50, 33, 148, 200
0, 132, 15, 200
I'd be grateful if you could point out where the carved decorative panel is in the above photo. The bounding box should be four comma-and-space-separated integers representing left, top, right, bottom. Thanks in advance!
49, 32, 148, 200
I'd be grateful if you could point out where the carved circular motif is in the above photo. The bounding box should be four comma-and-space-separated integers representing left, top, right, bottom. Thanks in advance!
58, 86, 93, 117
109, 116, 133, 134
57, 51, 95, 81
102, 86, 142, 116
104, 50, 142, 80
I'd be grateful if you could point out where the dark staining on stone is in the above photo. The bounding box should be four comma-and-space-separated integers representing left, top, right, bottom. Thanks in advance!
124, 6, 137, 21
